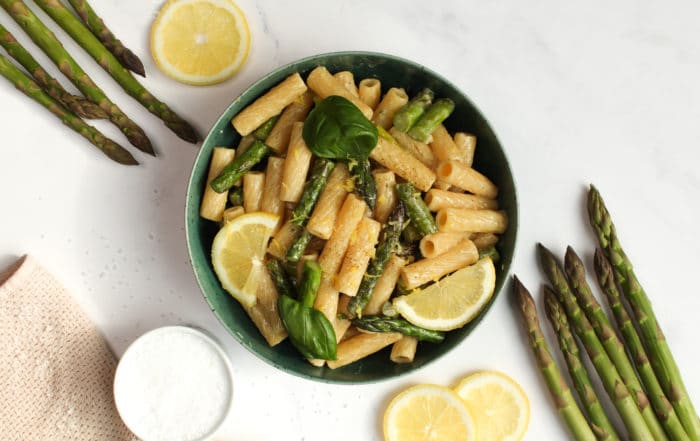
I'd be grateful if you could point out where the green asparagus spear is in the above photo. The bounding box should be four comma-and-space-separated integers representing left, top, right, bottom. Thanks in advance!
210, 140, 270, 193
395, 182, 437, 236
0, 23, 106, 119
478, 246, 501, 263
594, 249, 691, 441
0, 0, 153, 155
513, 276, 597, 441
392, 88, 433, 132
401, 221, 424, 244
543, 286, 620, 441
289, 159, 335, 226
65, 0, 145, 76
0, 53, 136, 165
538, 244, 655, 441
588, 185, 700, 441
348, 158, 377, 209
228, 187, 243, 206
407, 98, 455, 143
352, 315, 444, 343
266, 258, 297, 299
31, 0, 199, 143
253, 115, 279, 141
285, 229, 312, 263
564, 246, 669, 441
346, 203, 406, 318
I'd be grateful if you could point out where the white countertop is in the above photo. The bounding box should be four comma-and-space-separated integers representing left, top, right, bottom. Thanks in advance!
2, 1, 699, 440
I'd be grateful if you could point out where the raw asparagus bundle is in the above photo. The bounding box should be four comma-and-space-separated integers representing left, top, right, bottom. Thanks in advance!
0, 53, 136, 165
543, 286, 620, 441
31, 0, 199, 143
588, 185, 700, 440
538, 244, 655, 441
0, 23, 106, 119
65, 0, 145, 76
564, 246, 668, 441
0, 0, 153, 155
513, 276, 597, 441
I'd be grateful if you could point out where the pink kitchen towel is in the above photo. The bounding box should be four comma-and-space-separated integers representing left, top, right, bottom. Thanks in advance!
0, 255, 137, 441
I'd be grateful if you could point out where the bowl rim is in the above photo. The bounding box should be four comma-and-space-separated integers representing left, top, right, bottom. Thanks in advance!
185, 50, 518, 384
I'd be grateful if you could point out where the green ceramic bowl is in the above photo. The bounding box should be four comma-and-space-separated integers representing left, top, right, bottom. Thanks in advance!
185, 51, 517, 383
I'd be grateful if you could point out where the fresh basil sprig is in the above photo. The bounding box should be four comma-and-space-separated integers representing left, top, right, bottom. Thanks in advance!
302, 95, 378, 160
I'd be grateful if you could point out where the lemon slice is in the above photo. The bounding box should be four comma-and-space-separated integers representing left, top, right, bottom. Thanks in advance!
384, 384, 476, 441
151, 0, 251, 85
211, 212, 279, 308
393, 257, 496, 331
454, 371, 530, 441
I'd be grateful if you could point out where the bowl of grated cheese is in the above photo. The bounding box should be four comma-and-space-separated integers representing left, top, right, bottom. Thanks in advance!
114, 326, 234, 441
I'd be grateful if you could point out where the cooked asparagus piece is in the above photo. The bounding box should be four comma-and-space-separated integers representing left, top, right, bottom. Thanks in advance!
0, 53, 136, 165
65, 0, 145, 76
352, 315, 444, 343
392, 88, 433, 132
267, 258, 297, 299
0, 23, 106, 119
289, 159, 335, 226
0, 0, 153, 154
285, 229, 312, 263
538, 244, 655, 441
395, 182, 437, 236
588, 185, 700, 440
228, 187, 243, 206
210, 140, 270, 193
543, 287, 620, 441
594, 249, 691, 441
346, 203, 406, 318
564, 246, 668, 441
348, 158, 377, 209
513, 276, 597, 441
407, 98, 455, 143
253, 115, 279, 141
31, 0, 199, 143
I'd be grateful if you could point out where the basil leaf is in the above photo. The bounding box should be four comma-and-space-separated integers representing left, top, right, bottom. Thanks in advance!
278, 295, 337, 360
302, 95, 378, 160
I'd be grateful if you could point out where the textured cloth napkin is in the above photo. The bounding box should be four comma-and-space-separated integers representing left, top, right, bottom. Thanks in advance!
0, 255, 137, 441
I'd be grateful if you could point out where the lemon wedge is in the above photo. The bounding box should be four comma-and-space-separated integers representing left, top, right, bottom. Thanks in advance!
151, 0, 251, 85
384, 384, 476, 441
454, 371, 530, 441
392, 257, 496, 331
211, 212, 278, 308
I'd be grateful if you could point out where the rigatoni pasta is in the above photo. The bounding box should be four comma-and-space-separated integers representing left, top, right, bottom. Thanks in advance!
358, 78, 381, 110
265, 91, 314, 153
372, 87, 408, 129
370, 136, 436, 191
200, 147, 235, 221
436, 160, 499, 198
242, 172, 264, 212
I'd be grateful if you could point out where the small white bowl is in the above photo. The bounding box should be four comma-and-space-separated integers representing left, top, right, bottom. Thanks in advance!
114, 326, 234, 441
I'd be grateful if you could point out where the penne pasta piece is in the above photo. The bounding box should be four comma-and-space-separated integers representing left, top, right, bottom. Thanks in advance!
200, 147, 236, 221
279, 122, 313, 202
261, 157, 286, 221
436, 208, 508, 234
453, 132, 476, 166
327, 331, 402, 369
372, 87, 408, 129
389, 127, 437, 168
436, 160, 498, 198
419, 232, 473, 259
432, 180, 453, 191
400, 238, 478, 289
314, 194, 367, 328
372, 169, 397, 224
232, 73, 308, 136
364, 255, 407, 315
244, 265, 287, 346
358, 78, 381, 110
333, 71, 359, 97
424, 189, 499, 211
339, 325, 362, 342
471, 232, 500, 250
264, 91, 314, 153
390, 336, 418, 364
306, 66, 373, 119
370, 136, 436, 192
429, 124, 462, 162
222, 206, 245, 223
334, 217, 382, 296
242, 172, 265, 212
307, 163, 351, 239
267, 221, 303, 259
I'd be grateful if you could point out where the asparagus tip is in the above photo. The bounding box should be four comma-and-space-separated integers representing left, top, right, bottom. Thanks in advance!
120, 49, 146, 77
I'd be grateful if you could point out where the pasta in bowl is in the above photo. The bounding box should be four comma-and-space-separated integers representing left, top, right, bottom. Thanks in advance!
186, 52, 517, 383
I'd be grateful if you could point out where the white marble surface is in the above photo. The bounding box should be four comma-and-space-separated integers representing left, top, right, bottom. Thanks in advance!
1, 0, 700, 440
